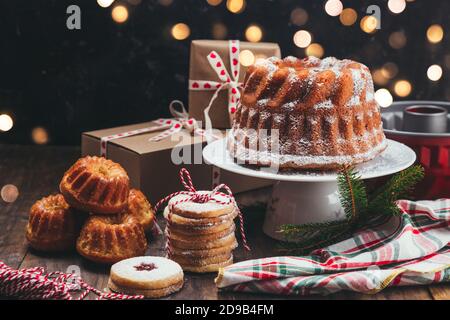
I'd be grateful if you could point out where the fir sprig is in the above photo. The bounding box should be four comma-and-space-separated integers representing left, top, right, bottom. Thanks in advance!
368, 165, 425, 217
279, 165, 424, 253
279, 220, 351, 254
337, 166, 368, 222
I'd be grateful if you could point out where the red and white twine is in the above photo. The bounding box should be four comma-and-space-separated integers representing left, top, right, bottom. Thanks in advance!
0, 261, 143, 300
155, 168, 250, 256
189, 40, 243, 134
100, 100, 208, 157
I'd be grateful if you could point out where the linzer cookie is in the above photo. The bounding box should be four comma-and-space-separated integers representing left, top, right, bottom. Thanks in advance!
155, 168, 250, 273
108, 256, 184, 298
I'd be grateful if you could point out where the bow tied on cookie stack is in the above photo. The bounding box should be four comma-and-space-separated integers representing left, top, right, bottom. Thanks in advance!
155, 168, 250, 273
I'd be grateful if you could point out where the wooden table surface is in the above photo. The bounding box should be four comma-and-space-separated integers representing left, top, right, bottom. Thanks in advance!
0, 144, 448, 300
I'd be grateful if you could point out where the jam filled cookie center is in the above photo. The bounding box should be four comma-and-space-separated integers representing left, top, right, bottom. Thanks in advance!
134, 263, 158, 271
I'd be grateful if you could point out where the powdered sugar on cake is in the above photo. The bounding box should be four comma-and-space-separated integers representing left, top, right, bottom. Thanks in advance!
313, 100, 334, 110
232, 56, 387, 170
228, 128, 387, 169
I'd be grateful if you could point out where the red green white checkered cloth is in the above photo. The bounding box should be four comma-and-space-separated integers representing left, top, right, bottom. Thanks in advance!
215, 199, 450, 295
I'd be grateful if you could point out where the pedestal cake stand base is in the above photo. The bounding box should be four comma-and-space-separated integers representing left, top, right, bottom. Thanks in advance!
203, 139, 416, 241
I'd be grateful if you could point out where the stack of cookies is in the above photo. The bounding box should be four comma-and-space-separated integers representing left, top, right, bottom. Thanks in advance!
163, 191, 239, 273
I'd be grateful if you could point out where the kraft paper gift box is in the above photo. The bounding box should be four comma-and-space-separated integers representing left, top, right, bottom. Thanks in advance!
189, 40, 281, 129
81, 121, 272, 204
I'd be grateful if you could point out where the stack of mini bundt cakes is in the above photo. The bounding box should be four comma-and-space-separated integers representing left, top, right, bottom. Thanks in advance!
25, 156, 155, 264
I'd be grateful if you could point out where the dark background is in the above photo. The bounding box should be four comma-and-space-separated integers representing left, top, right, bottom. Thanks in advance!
0, 0, 448, 145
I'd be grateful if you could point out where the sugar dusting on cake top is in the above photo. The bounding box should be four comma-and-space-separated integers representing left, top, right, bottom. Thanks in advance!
245, 56, 376, 110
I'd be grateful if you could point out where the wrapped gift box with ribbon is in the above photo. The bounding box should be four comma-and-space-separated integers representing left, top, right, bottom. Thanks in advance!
81, 102, 272, 204
189, 39, 281, 129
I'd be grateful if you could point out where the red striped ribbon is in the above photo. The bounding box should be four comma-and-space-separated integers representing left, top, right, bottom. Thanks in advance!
189, 40, 243, 137
100, 100, 208, 157
0, 261, 143, 300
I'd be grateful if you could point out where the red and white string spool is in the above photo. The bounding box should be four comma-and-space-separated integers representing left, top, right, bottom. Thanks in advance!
155, 168, 250, 256
0, 261, 143, 300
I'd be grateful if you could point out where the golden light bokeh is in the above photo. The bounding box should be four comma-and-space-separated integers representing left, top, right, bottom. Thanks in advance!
171, 23, 190, 40
212, 22, 227, 39
239, 50, 255, 67
245, 25, 263, 43
388, 0, 406, 14
388, 31, 407, 49
226, 0, 245, 14
290, 8, 308, 26
339, 8, 357, 26
111, 5, 129, 23
381, 62, 399, 79
427, 64, 443, 81
394, 80, 412, 97
427, 24, 444, 43
324, 0, 343, 17
32, 127, 49, 145
372, 69, 389, 86
97, 0, 115, 8
360, 16, 378, 34
0, 114, 13, 132
207, 0, 222, 5
1, 184, 19, 203
306, 43, 324, 58
293, 30, 312, 48
375, 89, 393, 108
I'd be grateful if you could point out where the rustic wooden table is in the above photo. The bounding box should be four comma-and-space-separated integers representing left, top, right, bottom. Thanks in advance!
0, 145, 448, 300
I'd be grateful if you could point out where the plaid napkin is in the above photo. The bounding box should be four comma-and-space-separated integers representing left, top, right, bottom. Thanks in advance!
216, 199, 450, 295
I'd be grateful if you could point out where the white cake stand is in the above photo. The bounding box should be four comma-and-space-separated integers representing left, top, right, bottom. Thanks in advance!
203, 138, 416, 241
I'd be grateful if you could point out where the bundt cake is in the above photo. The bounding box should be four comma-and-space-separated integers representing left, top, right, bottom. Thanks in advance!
26, 194, 82, 251
60, 156, 129, 214
227, 56, 387, 170
76, 213, 147, 264
127, 189, 155, 233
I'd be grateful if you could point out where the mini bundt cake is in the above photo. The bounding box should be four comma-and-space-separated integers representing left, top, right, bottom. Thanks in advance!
127, 189, 155, 233
76, 213, 147, 264
227, 56, 387, 170
26, 194, 82, 251
60, 156, 129, 214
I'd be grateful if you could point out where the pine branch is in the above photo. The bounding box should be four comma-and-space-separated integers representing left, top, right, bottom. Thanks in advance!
368, 165, 424, 216
337, 166, 368, 222
277, 165, 424, 255
278, 222, 351, 254
280, 220, 348, 241
280, 219, 347, 237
